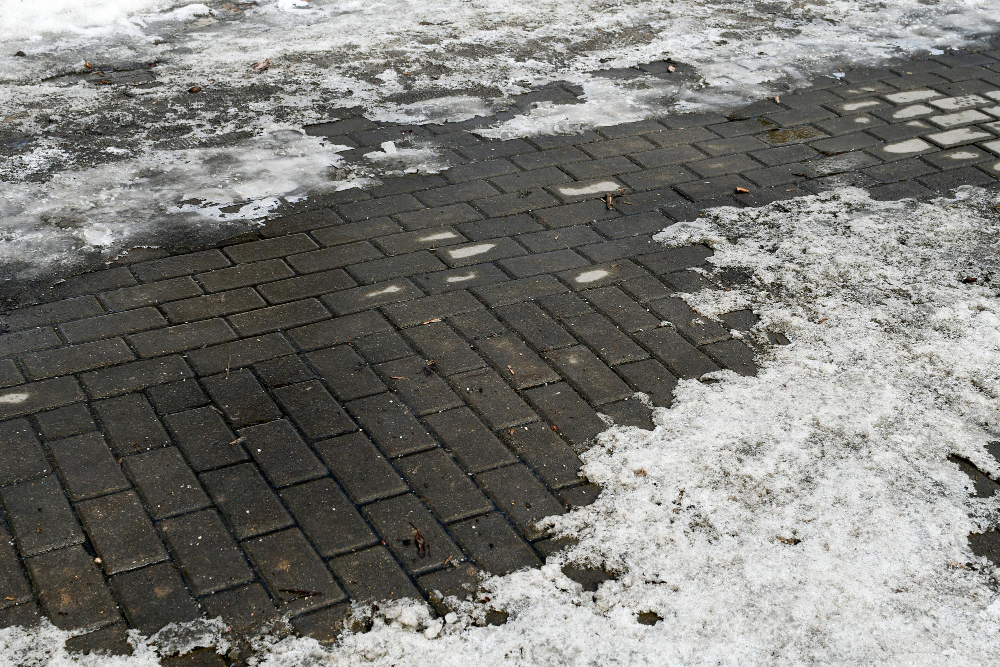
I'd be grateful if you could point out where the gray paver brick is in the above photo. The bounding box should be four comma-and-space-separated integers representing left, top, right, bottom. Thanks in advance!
363, 494, 463, 574
0, 378, 84, 420
2, 476, 83, 557
202, 369, 282, 428
238, 419, 326, 488
396, 448, 492, 522
0, 420, 49, 486
77, 490, 167, 575
125, 447, 210, 519
200, 463, 293, 539
21, 338, 134, 380
245, 528, 345, 614
26, 546, 119, 630
281, 478, 377, 557
423, 407, 517, 473
273, 379, 355, 439
475, 464, 564, 540
449, 367, 537, 430
81, 355, 192, 399
59, 307, 166, 344
159, 510, 254, 595
329, 546, 421, 602
314, 431, 407, 504
48, 432, 129, 501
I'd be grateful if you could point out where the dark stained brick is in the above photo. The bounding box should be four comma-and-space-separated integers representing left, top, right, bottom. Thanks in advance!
25, 547, 119, 630
314, 432, 408, 504
281, 479, 377, 557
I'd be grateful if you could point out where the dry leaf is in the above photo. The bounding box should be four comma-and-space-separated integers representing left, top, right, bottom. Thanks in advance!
735, 187, 750, 194
421, 318, 442, 325
188, 85, 201, 93
667, 65, 676, 73
506, 364, 515, 375
252, 58, 271, 72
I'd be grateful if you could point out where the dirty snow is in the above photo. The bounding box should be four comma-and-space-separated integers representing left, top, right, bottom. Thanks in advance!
2, 0, 1000, 284
3, 187, 1000, 664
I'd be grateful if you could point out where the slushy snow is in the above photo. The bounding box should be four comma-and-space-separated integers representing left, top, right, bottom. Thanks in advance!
3, 187, 999, 664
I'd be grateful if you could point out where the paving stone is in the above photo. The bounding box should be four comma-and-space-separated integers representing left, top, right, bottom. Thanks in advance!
60, 307, 166, 344
281, 478, 377, 557
702, 338, 758, 376
223, 234, 318, 264
475, 464, 565, 540
103, 278, 202, 311
34, 404, 95, 442
289, 310, 394, 350
0, 327, 61, 358
504, 421, 583, 489
202, 369, 281, 428
346, 393, 437, 458
238, 419, 326, 488
132, 250, 231, 283
353, 330, 414, 364
81, 356, 193, 399
534, 199, 619, 228
159, 510, 254, 595
919, 164, 997, 190
26, 546, 119, 630
648, 297, 730, 345
363, 494, 463, 574
200, 583, 277, 633
196, 259, 295, 293
537, 292, 592, 319
77, 490, 167, 575
245, 528, 345, 614
147, 378, 209, 414
523, 383, 606, 449
3, 298, 100, 333
444, 159, 520, 184
377, 356, 463, 416
473, 189, 560, 218
402, 322, 483, 376
311, 217, 400, 246
382, 290, 484, 328
93, 393, 170, 456
200, 463, 293, 539
129, 318, 236, 358
562, 313, 649, 366
254, 354, 316, 387
583, 287, 660, 333
125, 447, 210, 519
556, 260, 648, 290
458, 213, 543, 241
543, 346, 633, 405
449, 367, 537, 430
321, 279, 424, 316
339, 193, 424, 221
397, 448, 492, 522
111, 563, 200, 634
0, 419, 49, 486
314, 431, 408, 504
48, 432, 129, 501
307, 345, 386, 401
163, 406, 249, 472
273, 379, 355, 439
563, 156, 642, 179
186, 332, 296, 375
475, 335, 559, 390
1, 476, 83, 557
422, 407, 516, 474
287, 242, 383, 275
635, 327, 721, 378
329, 546, 421, 602
494, 302, 575, 351
0, 377, 85, 420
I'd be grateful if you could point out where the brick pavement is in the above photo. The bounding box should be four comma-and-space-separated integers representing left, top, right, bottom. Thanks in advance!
1, 44, 1000, 661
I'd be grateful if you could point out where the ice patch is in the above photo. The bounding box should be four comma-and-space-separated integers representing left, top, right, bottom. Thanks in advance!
882, 138, 932, 154
445, 272, 477, 283
892, 104, 933, 119
448, 244, 496, 259
884, 90, 942, 104
0, 393, 30, 404
930, 95, 989, 110
926, 127, 992, 147
417, 232, 459, 243
557, 181, 621, 197
575, 269, 610, 283
366, 285, 403, 298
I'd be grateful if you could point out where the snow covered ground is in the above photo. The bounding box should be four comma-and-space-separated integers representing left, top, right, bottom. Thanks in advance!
3, 186, 999, 665
2, 0, 1000, 285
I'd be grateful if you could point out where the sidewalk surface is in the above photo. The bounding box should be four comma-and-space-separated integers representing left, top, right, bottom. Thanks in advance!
1, 43, 999, 661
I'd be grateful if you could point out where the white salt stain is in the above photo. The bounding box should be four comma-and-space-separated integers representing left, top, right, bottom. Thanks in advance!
983, 140, 1000, 155
892, 104, 933, 119
882, 138, 932, 154
854, 117, 871, 124
449, 243, 496, 259
987, 91, 1000, 101
366, 285, 402, 297
575, 269, 610, 283
417, 231, 459, 243
557, 181, 620, 196
0, 393, 30, 404
884, 89, 941, 104
445, 272, 478, 283
944, 151, 980, 160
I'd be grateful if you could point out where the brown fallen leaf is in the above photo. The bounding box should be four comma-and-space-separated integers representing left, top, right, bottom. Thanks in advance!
188, 85, 201, 93
735, 186, 750, 194
84, 61, 93, 69
667, 65, 676, 73
421, 317, 442, 325
252, 58, 271, 72
634, 468, 647, 477
776, 536, 802, 545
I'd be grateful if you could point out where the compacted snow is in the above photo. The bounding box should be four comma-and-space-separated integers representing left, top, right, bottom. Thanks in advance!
2, 0, 999, 282
2, 187, 999, 665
